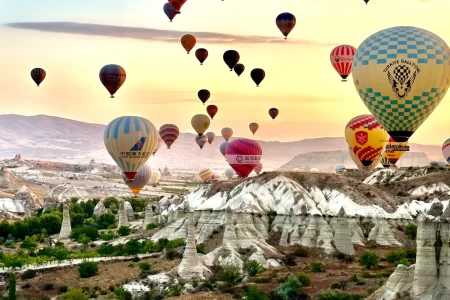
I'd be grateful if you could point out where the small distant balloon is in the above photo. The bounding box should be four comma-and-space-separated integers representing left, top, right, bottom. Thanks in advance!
181, 34, 196, 54
153, 136, 163, 155
225, 168, 234, 179
195, 134, 208, 149
234, 64, 245, 77
199, 168, 213, 183
198, 89, 210, 105
269, 108, 279, 120
249, 123, 259, 135
206, 105, 218, 120
206, 132, 216, 144
191, 114, 211, 136
442, 138, 450, 164
276, 12, 296, 39
220, 141, 229, 157
251, 68, 265, 87
159, 124, 179, 149
364, 0, 370, 4
163, 3, 177, 22
330, 45, 356, 82
30, 68, 46, 87
99, 64, 126, 98
221, 127, 233, 141
223, 50, 240, 71
195, 48, 208, 65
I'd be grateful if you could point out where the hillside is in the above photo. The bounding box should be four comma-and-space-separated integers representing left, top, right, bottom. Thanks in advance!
0, 114, 443, 171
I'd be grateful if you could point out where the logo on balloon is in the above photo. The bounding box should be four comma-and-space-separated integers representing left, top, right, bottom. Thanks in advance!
334, 55, 340, 62
384, 60, 420, 100
226, 155, 261, 164
355, 131, 368, 145
236, 156, 243, 163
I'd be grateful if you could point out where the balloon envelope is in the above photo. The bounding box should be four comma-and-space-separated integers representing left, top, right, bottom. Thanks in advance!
269, 108, 279, 120
153, 136, 163, 155
330, 45, 356, 81
195, 134, 208, 149
352, 26, 450, 142
251, 68, 265, 87
225, 138, 262, 177
442, 138, 450, 164
223, 50, 240, 71
168, 0, 186, 11
249, 123, 259, 135
206, 105, 218, 119
181, 34, 196, 53
199, 168, 213, 183
221, 127, 233, 141
206, 132, 216, 144
104, 116, 158, 180
159, 124, 179, 149
225, 168, 234, 179
195, 48, 208, 65
380, 154, 391, 168
191, 114, 210, 136
122, 163, 151, 196
220, 141, 229, 157
344, 114, 389, 171
99, 64, 126, 98
276, 12, 296, 39
198, 89, 210, 104
31, 68, 46, 87
254, 163, 263, 175
150, 170, 161, 183
234, 64, 245, 77
163, 3, 177, 21
384, 137, 409, 166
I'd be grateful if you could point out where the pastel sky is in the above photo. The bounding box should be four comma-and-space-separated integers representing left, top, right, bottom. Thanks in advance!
1, 0, 450, 145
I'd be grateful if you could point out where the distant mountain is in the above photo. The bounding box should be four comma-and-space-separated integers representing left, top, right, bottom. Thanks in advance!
0, 114, 443, 171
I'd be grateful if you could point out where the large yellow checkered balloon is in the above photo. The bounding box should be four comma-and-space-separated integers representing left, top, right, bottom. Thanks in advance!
353, 26, 450, 143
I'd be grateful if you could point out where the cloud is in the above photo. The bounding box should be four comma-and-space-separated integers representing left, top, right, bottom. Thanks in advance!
3, 21, 333, 46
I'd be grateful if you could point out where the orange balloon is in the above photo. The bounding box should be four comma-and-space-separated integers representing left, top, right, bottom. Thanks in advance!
181, 34, 196, 54
249, 123, 259, 135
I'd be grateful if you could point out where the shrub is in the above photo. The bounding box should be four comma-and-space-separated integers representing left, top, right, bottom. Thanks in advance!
139, 263, 150, 271
356, 281, 365, 286
78, 261, 98, 278
44, 283, 54, 290
294, 246, 309, 257
334, 252, 354, 264
317, 290, 365, 300
359, 251, 379, 270
396, 258, 410, 266
196, 243, 205, 254
245, 286, 268, 300
97, 244, 116, 256
247, 261, 264, 277
386, 250, 406, 264
350, 274, 358, 282
275, 274, 302, 299
117, 226, 131, 236
59, 286, 68, 293
331, 282, 341, 289
405, 223, 417, 240
146, 223, 158, 230
284, 253, 297, 266
71, 227, 99, 241
165, 249, 182, 260
63, 288, 89, 300
8, 273, 16, 300
218, 263, 242, 285
296, 272, 311, 286
114, 287, 133, 300
20, 236, 37, 249
21, 269, 37, 280
99, 231, 118, 241
406, 248, 416, 260
311, 262, 323, 272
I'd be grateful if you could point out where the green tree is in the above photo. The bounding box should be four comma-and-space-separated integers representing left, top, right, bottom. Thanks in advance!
405, 223, 418, 240
118, 226, 131, 236
8, 273, 16, 300
62, 288, 89, 300
125, 239, 141, 255
39, 213, 62, 235
359, 251, 379, 270
20, 236, 37, 249
98, 212, 116, 229
78, 261, 98, 278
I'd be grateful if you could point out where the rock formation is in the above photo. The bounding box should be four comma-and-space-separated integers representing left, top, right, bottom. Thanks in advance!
93, 200, 106, 216
332, 207, 355, 255
13, 185, 39, 215
118, 201, 130, 228
59, 203, 72, 239
124, 201, 134, 219
143, 204, 156, 229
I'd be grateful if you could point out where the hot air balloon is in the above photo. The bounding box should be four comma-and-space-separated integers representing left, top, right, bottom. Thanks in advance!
336, 164, 346, 173
330, 45, 356, 82
30, 68, 46, 87
99, 64, 126, 98
254, 163, 263, 175
195, 48, 208, 65
220, 141, 229, 157
211, 170, 221, 183
380, 155, 391, 168
221, 127, 233, 141
225, 138, 262, 177
104, 116, 158, 180
153, 136, 163, 155
249, 123, 259, 135
269, 108, 279, 120
442, 138, 450, 164
364, 0, 369, 4
122, 163, 151, 196
345, 115, 389, 171
206, 132, 216, 144
384, 137, 409, 166
276, 12, 296, 39
234, 64, 245, 77
163, 3, 177, 22
199, 168, 213, 183
195, 134, 209, 149
225, 168, 234, 179
251, 68, 265, 87
191, 114, 210, 136
223, 50, 240, 71
206, 105, 218, 119
168, 0, 186, 12
352, 26, 450, 143
159, 124, 179, 149
150, 170, 161, 183
181, 34, 196, 54
310, 168, 319, 172
198, 89, 210, 105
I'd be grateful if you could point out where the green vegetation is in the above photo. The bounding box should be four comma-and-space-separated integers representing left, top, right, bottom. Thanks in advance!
317, 290, 365, 300
405, 223, 418, 240
274, 274, 302, 300
247, 261, 264, 277
244, 286, 268, 300
62, 288, 89, 300
293, 246, 309, 257
117, 226, 131, 236
78, 261, 98, 278
196, 243, 205, 254
296, 272, 311, 286
311, 262, 324, 272
146, 223, 158, 231
218, 263, 242, 285
359, 251, 379, 270
8, 273, 16, 300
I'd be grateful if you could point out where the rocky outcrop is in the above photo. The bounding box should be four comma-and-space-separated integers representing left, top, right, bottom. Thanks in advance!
143, 205, 156, 229
332, 208, 355, 255
13, 185, 39, 215
118, 201, 130, 228
124, 201, 134, 219
59, 203, 72, 239
93, 200, 106, 216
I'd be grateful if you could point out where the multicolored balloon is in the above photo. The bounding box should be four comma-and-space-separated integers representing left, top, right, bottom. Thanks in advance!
352, 26, 450, 142
195, 48, 208, 65
344, 114, 389, 171
211, 170, 221, 183
163, 3, 177, 22
276, 12, 296, 39
198, 89, 210, 105
206, 132, 216, 144
199, 168, 213, 183
181, 34, 196, 54
159, 124, 179, 149
442, 138, 450, 164
104, 116, 158, 180
330, 45, 356, 82
249, 123, 259, 135
153, 136, 163, 155
380, 154, 391, 168
191, 114, 210, 136
30, 68, 46, 87
384, 137, 409, 166
206, 105, 218, 119
195, 134, 208, 149
234, 64, 245, 77
225, 138, 262, 177
99, 64, 126, 98
221, 127, 233, 141
254, 163, 263, 175
269, 108, 279, 120
220, 141, 229, 157
225, 168, 234, 179
251, 68, 265, 87
122, 163, 151, 196
223, 50, 240, 71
